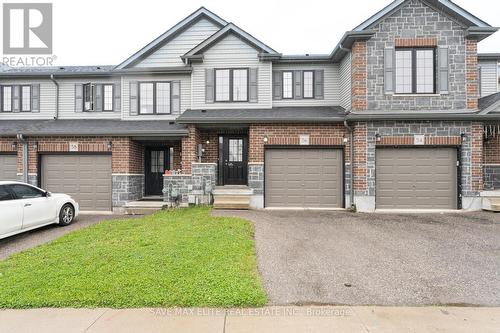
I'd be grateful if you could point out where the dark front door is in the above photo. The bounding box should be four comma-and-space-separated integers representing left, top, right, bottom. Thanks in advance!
221, 136, 248, 185
145, 147, 169, 196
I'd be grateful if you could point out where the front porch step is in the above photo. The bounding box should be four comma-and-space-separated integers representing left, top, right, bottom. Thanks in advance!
481, 193, 500, 212
213, 186, 253, 210
123, 200, 167, 215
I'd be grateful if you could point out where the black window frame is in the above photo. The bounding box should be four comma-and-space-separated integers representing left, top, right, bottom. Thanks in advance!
20, 85, 32, 112
302, 70, 315, 99
83, 83, 95, 111
214, 68, 249, 103
138, 81, 172, 115
395, 47, 436, 95
1, 85, 13, 112
102, 84, 114, 112
282, 71, 294, 99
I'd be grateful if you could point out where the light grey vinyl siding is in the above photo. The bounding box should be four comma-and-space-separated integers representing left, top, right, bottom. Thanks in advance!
339, 53, 351, 109
121, 74, 191, 120
479, 60, 499, 97
58, 78, 121, 119
134, 18, 220, 68
191, 33, 272, 110
0, 79, 55, 119
272, 63, 339, 107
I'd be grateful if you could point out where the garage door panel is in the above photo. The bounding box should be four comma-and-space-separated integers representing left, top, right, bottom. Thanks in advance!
376, 148, 457, 209
265, 148, 343, 208
0, 155, 17, 181
42, 154, 112, 211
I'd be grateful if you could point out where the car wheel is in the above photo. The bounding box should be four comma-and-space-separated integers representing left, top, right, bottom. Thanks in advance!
59, 203, 75, 226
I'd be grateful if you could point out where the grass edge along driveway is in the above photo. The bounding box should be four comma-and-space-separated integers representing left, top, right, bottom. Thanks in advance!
0, 206, 267, 308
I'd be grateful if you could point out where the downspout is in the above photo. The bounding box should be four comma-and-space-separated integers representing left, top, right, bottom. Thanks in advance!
343, 119, 355, 209
50, 74, 59, 119
16, 134, 28, 183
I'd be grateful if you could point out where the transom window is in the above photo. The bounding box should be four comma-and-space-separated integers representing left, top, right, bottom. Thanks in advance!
139, 82, 171, 115
303, 71, 314, 98
215, 68, 248, 102
103, 84, 113, 111
395, 48, 435, 94
228, 139, 243, 162
282, 71, 293, 99
21, 85, 31, 111
2, 86, 12, 112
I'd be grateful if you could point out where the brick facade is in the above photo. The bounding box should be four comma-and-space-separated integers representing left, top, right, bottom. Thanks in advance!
466, 39, 479, 110
484, 131, 500, 190
181, 126, 200, 174
351, 41, 367, 111
248, 123, 347, 162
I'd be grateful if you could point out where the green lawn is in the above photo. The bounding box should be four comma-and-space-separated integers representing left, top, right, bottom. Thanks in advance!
0, 206, 267, 308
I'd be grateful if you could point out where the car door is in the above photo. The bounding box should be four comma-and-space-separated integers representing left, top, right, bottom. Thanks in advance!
8, 184, 56, 229
0, 185, 23, 236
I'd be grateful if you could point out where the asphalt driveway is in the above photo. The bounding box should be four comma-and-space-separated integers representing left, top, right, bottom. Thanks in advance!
0, 214, 128, 261
214, 210, 500, 306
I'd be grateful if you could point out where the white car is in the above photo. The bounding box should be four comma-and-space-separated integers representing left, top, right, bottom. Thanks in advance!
0, 181, 79, 240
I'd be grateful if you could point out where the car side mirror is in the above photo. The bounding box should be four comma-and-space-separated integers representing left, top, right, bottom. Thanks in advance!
45, 191, 52, 197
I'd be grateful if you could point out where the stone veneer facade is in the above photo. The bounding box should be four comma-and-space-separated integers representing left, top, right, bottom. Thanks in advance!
365, 0, 473, 111
163, 163, 216, 206
352, 121, 483, 211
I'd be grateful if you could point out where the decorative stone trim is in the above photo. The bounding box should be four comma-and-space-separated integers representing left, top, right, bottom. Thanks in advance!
267, 137, 344, 146
377, 136, 462, 146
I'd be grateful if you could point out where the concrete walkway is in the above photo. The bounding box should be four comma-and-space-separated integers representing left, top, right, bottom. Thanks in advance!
1, 307, 499, 332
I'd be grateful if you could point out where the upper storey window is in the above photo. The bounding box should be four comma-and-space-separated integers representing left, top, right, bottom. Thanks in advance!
395, 48, 435, 94
138, 82, 171, 115
282, 71, 293, 99
303, 71, 314, 98
2, 86, 12, 111
215, 68, 248, 102
83, 83, 115, 112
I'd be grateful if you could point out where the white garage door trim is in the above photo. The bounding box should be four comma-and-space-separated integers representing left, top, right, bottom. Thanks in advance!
41, 153, 113, 212
264, 147, 344, 209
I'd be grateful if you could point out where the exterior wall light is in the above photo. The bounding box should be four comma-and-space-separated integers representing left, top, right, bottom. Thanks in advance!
11, 142, 17, 150
375, 133, 382, 142
32, 141, 38, 151
263, 136, 268, 143
461, 134, 467, 142
107, 141, 113, 150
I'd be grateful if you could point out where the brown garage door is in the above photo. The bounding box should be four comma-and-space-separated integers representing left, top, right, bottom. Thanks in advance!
41, 154, 112, 211
265, 148, 343, 208
0, 154, 17, 181
376, 148, 457, 209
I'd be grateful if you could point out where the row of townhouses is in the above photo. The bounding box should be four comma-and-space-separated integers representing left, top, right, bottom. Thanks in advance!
0, 0, 499, 212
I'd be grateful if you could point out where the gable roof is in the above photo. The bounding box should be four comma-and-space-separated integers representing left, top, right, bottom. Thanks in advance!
479, 92, 500, 114
182, 23, 279, 63
115, 7, 227, 69
353, 0, 492, 31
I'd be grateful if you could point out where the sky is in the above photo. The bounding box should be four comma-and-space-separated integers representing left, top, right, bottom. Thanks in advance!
2, 0, 499, 66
